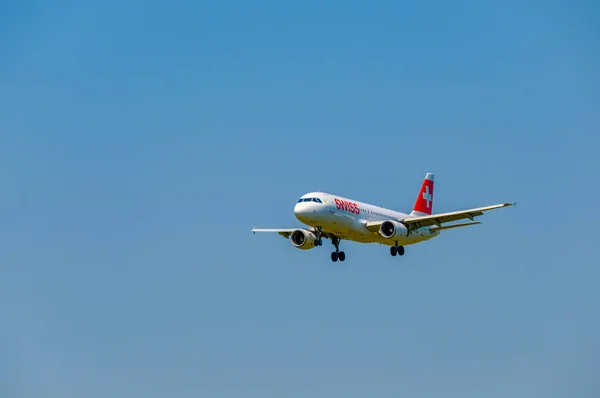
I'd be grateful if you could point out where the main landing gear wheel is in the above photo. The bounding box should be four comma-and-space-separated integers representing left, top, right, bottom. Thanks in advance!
390, 242, 405, 257
331, 251, 346, 262
330, 235, 345, 262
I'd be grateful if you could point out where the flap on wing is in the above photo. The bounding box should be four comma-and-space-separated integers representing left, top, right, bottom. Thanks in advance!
403, 202, 514, 229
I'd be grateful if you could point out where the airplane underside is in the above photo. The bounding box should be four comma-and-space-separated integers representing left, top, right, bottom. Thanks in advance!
302, 221, 434, 262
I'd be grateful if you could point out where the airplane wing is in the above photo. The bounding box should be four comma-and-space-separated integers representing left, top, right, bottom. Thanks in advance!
251, 228, 333, 239
403, 202, 515, 229
251, 228, 298, 238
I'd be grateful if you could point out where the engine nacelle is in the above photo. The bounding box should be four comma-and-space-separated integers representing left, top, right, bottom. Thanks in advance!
379, 220, 409, 239
289, 229, 318, 250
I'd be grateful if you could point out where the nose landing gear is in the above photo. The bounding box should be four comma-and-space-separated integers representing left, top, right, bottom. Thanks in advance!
313, 227, 323, 246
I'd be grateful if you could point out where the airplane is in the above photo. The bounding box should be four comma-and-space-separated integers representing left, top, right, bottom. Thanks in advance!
251, 173, 515, 262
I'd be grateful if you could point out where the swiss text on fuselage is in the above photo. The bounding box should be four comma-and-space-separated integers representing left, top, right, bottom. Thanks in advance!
334, 199, 360, 215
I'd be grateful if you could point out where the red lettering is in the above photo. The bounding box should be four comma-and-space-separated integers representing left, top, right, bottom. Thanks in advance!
334, 200, 360, 215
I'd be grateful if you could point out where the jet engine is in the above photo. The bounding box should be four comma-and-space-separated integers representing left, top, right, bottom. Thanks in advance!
379, 220, 409, 239
290, 229, 318, 249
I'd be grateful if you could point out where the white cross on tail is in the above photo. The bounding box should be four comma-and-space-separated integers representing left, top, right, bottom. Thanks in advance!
422, 186, 432, 208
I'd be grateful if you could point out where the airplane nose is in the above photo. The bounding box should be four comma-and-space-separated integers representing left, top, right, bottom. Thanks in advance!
294, 203, 312, 220
294, 203, 305, 217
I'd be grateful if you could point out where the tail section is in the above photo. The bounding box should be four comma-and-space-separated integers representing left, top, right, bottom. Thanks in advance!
411, 173, 434, 216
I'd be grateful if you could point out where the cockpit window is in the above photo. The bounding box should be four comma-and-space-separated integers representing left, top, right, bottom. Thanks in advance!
298, 197, 323, 203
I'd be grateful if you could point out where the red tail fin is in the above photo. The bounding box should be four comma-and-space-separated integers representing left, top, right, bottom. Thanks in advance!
411, 173, 434, 216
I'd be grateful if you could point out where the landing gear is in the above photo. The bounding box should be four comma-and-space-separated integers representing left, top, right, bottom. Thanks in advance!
314, 227, 324, 246
311, 229, 345, 261
331, 235, 345, 262
331, 250, 346, 262
390, 241, 405, 257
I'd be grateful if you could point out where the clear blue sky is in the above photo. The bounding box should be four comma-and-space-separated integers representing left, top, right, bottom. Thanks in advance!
1, 1, 599, 397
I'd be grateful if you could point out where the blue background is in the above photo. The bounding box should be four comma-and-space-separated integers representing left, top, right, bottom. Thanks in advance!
1, 1, 598, 396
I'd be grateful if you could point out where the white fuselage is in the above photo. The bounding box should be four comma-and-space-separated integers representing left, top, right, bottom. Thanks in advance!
294, 192, 439, 246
